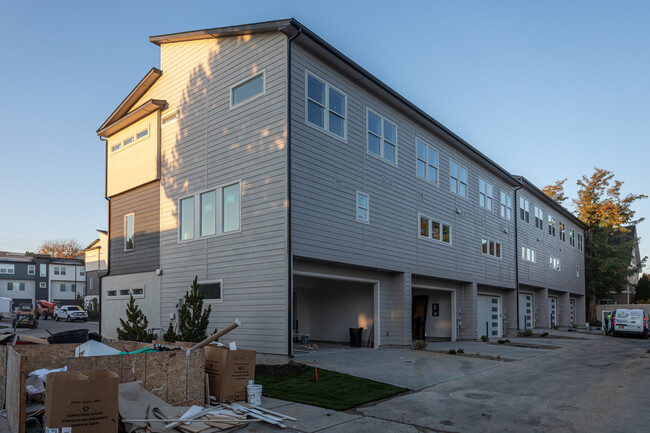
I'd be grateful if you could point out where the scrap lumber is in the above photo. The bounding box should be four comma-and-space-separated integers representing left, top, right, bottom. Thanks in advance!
189, 319, 241, 351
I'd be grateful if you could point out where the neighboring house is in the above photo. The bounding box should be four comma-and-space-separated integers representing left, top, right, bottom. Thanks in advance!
97, 19, 586, 358
48, 257, 85, 305
599, 225, 641, 305
84, 229, 108, 299
0, 252, 36, 306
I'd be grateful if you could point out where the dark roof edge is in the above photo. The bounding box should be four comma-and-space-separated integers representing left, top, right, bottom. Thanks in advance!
149, 19, 294, 45
97, 99, 166, 137
516, 176, 587, 229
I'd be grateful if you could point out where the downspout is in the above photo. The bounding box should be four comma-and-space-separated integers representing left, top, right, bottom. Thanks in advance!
286, 25, 301, 359
100, 136, 110, 336
513, 184, 522, 332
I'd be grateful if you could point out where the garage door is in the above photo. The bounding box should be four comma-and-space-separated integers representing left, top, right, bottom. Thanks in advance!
477, 295, 500, 340
548, 296, 558, 327
519, 293, 533, 330
570, 299, 575, 326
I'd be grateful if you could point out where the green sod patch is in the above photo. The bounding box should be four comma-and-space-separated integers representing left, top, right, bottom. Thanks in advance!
255, 367, 407, 411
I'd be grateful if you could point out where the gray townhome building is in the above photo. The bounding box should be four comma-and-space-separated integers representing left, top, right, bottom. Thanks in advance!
97, 19, 586, 360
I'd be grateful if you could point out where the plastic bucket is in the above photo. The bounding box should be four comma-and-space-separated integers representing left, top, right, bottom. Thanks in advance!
247, 384, 263, 406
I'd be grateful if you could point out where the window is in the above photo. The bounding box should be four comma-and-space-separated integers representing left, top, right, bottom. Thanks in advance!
54, 266, 59, 275
521, 246, 535, 262
576, 265, 580, 278
356, 192, 369, 223
0, 264, 15, 274
136, 129, 149, 140
578, 233, 583, 251
449, 160, 468, 197
548, 215, 556, 236
419, 214, 452, 245
107, 290, 117, 297
39, 264, 46, 277
124, 213, 135, 251
7, 282, 25, 291
569, 228, 575, 247
559, 222, 566, 242
367, 109, 396, 163
199, 280, 223, 301
124, 136, 134, 146
306, 73, 346, 139
416, 139, 439, 183
550, 257, 561, 271
119, 289, 130, 296
479, 179, 493, 210
79, 267, 85, 276
54, 266, 67, 276
39, 282, 46, 289
482, 238, 502, 259
162, 109, 180, 126
500, 192, 512, 220
534, 207, 543, 230
27, 265, 35, 275
180, 196, 195, 240
89, 279, 94, 290
111, 142, 121, 152
200, 191, 216, 236
222, 183, 241, 232
131, 288, 144, 296
231, 72, 265, 107
519, 197, 530, 223
59, 283, 76, 292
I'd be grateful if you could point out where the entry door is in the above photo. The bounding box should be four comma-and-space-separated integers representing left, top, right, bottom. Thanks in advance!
548, 297, 557, 327
519, 293, 533, 330
412, 296, 428, 340
570, 299, 575, 326
477, 295, 500, 340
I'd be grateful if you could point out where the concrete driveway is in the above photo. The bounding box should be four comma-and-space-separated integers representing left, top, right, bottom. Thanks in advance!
1, 317, 99, 339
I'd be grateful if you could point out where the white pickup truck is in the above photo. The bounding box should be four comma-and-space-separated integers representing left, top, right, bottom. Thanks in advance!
53, 305, 88, 322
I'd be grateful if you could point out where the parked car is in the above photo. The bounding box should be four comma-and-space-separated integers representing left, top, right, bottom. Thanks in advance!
610, 309, 648, 338
53, 305, 88, 322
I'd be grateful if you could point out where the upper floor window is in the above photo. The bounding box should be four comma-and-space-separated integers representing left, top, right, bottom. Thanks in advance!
500, 192, 512, 220
27, 265, 35, 275
519, 197, 530, 223
479, 179, 493, 210
521, 246, 535, 263
180, 182, 242, 241
0, 264, 15, 274
534, 206, 543, 230
39, 264, 46, 277
306, 73, 346, 139
356, 191, 369, 223
416, 139, 438, 183
419, 214, 452, 244
577, 233, 583, 251
576, 265, 580, 278
548, 215, 556, 236
482, 238, 502, 259
136, 129, 149, 140
569, 228, 575, 247
558, 222, 566, 242
54, 266, 67, 276
367, 109, 397, 164
162, 109, 180, 126
550, 257, 561, 271
124, 213, 135, 251
7, 282, 25, 291
180, 197, 195, 241
449, 160, 468, 198
231, 71, 265, 107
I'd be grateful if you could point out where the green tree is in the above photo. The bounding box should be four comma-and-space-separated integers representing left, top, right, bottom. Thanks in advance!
575, 168, 646, 320
635, 274, 650, 303
162, 323, 177, 342
177, 276, 212, 342
116, 294, 154, 342
542, 178, 568, 205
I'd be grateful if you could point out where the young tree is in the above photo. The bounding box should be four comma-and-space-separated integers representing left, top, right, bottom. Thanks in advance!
635, 274, 650, 303
177, 276, 212, 343
162, 323, 177, 342
37, 239, 83, 258
116, 294, 154, 342
575, 168, 646, 320
542, 178, 569, 205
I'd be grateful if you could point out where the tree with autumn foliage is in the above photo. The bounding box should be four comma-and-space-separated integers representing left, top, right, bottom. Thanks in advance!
542, 178, 568, 205
36, 239, 83, 258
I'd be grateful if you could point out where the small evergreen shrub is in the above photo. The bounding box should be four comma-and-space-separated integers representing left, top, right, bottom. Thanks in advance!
116, 294, 154, 342
481, 335, 489, 342
413, 339, 427, 350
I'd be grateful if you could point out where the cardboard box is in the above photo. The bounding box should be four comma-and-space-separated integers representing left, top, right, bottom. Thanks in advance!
205, 346, 256, 402
45, 369, 118, 433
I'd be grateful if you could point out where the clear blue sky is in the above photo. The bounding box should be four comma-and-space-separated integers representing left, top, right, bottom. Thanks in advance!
1, 1, 648, 268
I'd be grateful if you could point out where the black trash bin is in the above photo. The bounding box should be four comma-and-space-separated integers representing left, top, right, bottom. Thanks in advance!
349, 327, 363, 347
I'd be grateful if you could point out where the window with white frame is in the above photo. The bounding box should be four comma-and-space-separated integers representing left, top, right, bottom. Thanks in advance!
0, 264, 15, 274
27, 265, 35, 275
7, 282, 25, 291
534, 206, 543, 230
500, 192, 512, 220
136, 128, 149, 140
54, 266, 67, 276
569, 228, 575, 247
124, 213, 135, 251
306, 73, 346, 139
416, 138, 439, 183
559, 221, 566, 242
519, 197, 530, 223
481, 238, 502, 258
449, 160, 468, 198
419, 214, 452, 244
549, 257, 561, 271
479, 179, 493, 210
521, 246, 535, 262
79, 267, 85, 276
578, 233, 583, 251
107, 290, 117, 297
179, 182, 241, 241
59, 283, 76, 292
104, 288, 145, 298
356, 192, 369, 223
162, 109, 180, 126
231, 72, 265, 107
576, 265, 580, 278
367, 109, 397, 163
199, 280, 223, 301
39, 282, 46, 289
39, 264, 46, 277
548, 215, 556, 236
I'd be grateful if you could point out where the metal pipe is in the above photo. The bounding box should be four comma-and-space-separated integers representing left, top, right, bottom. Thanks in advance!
513, 184, 523, 333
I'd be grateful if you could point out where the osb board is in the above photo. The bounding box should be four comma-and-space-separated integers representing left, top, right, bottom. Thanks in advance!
0, 345, 6, 409
6, 347, 26, 433
13, 343, 76, 372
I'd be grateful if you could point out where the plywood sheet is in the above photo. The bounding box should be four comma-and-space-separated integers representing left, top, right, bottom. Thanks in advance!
6, 347, 26, 433
14, 344, 76, 372
0, 345, 6, 410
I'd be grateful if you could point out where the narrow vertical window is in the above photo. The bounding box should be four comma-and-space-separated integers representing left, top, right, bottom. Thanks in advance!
357, 192, 369, 223
519, 198, 530, 223
535, 207, 543, 230
420, 216, 430, 237
548, 215, 556, 236
222, 183, 241, 232
416, 139, 438, 183
40, 264, 46, 277
479, 179, 493, 210
450, 160, 468, 197
307, 75, 326, 128
200, 191, 216, 236
124, 213, 134, 251
180, 197, 195, 240
27, 265, 35, 275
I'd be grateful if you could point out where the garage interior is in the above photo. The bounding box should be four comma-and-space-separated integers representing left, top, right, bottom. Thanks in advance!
412, 288, 455, 341
293, 275, 376, 347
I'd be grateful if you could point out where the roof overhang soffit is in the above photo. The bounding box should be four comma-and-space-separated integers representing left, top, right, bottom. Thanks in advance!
97, 99, 166, 137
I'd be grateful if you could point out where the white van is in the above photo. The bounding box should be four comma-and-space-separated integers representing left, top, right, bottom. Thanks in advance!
0, 297, 12, 320
610, 309, 649, 338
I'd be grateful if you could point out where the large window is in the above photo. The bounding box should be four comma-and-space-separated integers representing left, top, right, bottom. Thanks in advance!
548, 215, 556, 236
60, 283, 76, 292
416, 139, 438, 183
449, 160, 468, 197
124, 213, 135, 251
521, 246, 536, 263
419, 214, 452, 245
500, 192, 512, 220
534, 206, 543, 230
231, 72, 265, 107
367, 109, 397, 164
356, 192, 369, 223
306, 73, 346, 139
479, 179, 493, 210
7, 282, 25, 291
559, 222, 566, 242
519, 197, 530, 223
180, 182, 241, 241
481, 238, 502, 259
0, 264, 14, 274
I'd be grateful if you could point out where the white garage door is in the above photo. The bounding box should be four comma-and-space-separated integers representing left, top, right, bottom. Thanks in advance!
548, 296, 558, 327
570, 299, 575, 326
519, 293, 534, 330
477, 295, 500, 340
